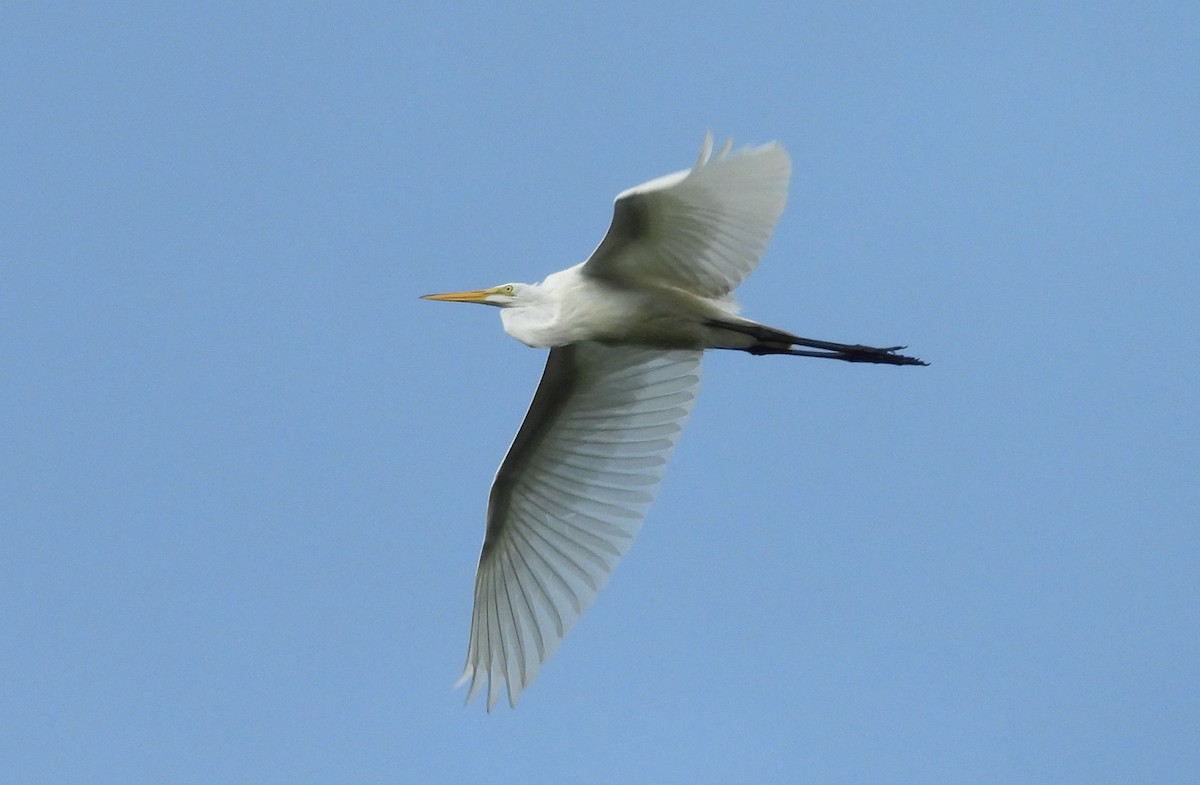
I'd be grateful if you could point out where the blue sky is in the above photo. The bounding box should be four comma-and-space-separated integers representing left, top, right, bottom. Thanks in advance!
3, 3, 1197, 783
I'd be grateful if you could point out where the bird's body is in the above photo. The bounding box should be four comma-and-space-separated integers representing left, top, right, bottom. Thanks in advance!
423, 134, 925, 710
498, 266, 746, 350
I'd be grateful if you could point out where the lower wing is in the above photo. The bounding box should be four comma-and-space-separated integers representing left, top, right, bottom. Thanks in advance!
459, 342, 703, 709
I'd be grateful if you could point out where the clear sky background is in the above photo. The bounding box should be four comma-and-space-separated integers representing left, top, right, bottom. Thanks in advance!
3, 4, 1197, 784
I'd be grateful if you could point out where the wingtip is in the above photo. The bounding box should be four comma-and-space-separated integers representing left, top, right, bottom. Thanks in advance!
694, 131, 714, 170
458, 661, 508, 712
457, 663, 489, 710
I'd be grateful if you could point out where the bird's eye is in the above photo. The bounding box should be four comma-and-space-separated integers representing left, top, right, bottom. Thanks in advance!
502, 285, 515, 295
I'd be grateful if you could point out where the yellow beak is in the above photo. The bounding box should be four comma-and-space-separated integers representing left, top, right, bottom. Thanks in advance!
420, 289, 491, 303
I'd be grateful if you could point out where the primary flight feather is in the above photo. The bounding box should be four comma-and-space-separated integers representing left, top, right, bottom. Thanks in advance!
423, 133, 925, 710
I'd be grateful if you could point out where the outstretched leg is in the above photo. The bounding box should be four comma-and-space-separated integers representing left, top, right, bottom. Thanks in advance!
708, 319, 928, 366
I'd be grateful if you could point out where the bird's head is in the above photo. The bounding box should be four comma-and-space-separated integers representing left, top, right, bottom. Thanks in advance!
421, 283, 529, 308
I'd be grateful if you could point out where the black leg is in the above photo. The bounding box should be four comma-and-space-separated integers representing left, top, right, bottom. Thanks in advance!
746, 343, 927, 366
708, 319, 927, 366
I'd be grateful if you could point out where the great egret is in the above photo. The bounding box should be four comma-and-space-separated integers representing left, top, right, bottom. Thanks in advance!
424, 133, 925, 710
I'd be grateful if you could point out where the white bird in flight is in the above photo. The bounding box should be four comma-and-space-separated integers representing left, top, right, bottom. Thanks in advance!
424, 133, 925, 710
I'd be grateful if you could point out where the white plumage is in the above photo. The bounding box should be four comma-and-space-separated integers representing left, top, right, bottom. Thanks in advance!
423, 134, 924, 710
462, 344, 700, 710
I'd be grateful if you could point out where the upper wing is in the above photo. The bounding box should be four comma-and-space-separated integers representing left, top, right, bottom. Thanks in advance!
458, 342, 702, 710
581, 133, 791, 299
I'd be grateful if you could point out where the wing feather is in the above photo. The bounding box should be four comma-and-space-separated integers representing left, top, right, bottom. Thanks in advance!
581, 133, 791, 298
457, 342, 702, 709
